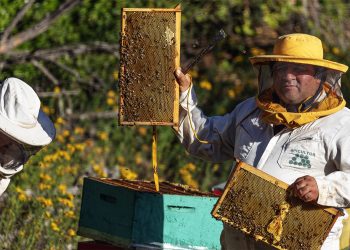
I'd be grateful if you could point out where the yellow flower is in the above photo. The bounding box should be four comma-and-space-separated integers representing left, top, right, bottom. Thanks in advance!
42, 106, 51, 115
39, 162, 49, 169
56, 134, 65, 143
227, 89, 236, 99
213, 164, 220, 172
18, 229, 25, 238
18, 230, 25, 237
54, 86, 61, 94
62, 130, 70, 137
183, 163, 196, 171
40, 173, 52, 182
75, 143, 85, 151
134, 153, 143, 165
117, 155, 125, 165
119, 166, 138, 180
250, 47, 265, 56
107, 90, 116, 98
113, 70, 119, 80
188, 69, 198, 78
199, 80, 212, 91
92, 164, 107, 177
107, 97, 115, 106
179, 163, 198, 188
16, 185, 29, 201
95, 147, 103, 154
58, 150, 71, 161
58, 184, 67, 195
58, 197, 74, 208
51, 222, 60, 232
74, 126, 85, 136
85, 139, 94, 147
138, 127, 147, 136
67, 193, 74, 201
37, 196, 53, 207
45, 211, 51, 218
62, 165, 77, 175
98, 131, 108, 141
67, 229, 76, 236
233, 55, 244, 63
67, 144, 76, 154
64, 210, 75, 218
43, 155, 51, 163
39, 183, 51, 191
56, 117, 65, 125
332, 47, 341, 56
80, 177, 85, 186
19, 193, 27, 201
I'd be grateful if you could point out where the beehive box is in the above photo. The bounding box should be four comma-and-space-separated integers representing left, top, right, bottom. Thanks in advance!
118, 7, 181, 126
212, 162, 343, 250
78, 177, 223, 249
77, 240, 126, 250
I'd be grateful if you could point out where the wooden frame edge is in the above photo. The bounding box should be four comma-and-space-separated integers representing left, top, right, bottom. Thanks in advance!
122, 8, 181, 12
211, 161, 244, 217
118, 9, 127, 126
172, 9, 181, 131
120, 121, 176, 126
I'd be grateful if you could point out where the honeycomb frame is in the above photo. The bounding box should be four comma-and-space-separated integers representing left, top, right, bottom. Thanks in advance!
212, 161, 343, 250
118, 7, 181, 126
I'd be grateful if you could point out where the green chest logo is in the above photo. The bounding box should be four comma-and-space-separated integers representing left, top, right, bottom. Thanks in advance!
288, 149, 314, 168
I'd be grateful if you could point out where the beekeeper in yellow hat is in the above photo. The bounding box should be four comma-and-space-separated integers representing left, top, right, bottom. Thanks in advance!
174, 33, 349, 250
0, 77, 56, 196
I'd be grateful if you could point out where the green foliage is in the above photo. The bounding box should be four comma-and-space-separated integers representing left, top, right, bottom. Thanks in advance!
260, 0, 298, 29
0, 0, 24, 30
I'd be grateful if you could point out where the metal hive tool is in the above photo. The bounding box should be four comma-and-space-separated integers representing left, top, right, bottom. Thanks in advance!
119, 7, 181, 126
212, 161, 343, 250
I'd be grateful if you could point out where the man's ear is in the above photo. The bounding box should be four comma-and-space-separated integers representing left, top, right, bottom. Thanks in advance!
314, 77, 322, 85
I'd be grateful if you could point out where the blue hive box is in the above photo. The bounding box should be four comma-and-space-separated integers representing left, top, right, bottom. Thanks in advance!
78, 177, 223, 249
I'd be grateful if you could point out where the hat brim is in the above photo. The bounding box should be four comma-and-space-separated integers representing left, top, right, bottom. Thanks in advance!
0, 110, 56, 146
249, 55, 348, 73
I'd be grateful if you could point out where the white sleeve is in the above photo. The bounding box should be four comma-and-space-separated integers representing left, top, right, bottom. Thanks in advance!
316, 130, 350, 207
0, 165, 23, 179
175, 85, 237, 163
0, 178, 10, 196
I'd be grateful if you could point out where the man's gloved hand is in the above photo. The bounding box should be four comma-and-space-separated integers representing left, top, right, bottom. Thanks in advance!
289, 175, 319, 203
174, 67, 192, 92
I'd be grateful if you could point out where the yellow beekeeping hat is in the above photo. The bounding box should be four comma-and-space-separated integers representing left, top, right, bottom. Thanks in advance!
250, 33, 348, 73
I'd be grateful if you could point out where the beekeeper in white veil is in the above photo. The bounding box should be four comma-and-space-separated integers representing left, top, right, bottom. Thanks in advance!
0, 77, 55, 196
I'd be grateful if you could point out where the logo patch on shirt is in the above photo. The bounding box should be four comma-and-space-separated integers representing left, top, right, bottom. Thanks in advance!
288, 149, 314, 168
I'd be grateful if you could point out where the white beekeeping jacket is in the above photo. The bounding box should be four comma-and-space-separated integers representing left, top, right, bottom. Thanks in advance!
175, 85, 350, 246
